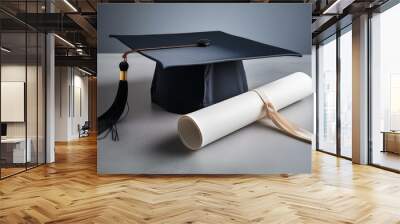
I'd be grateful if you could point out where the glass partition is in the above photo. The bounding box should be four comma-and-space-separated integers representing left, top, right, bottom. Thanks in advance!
0, 1, 46, 179
1, 30, 28, 177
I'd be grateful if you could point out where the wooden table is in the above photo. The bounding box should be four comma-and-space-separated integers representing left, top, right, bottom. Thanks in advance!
382, 131, 400, 154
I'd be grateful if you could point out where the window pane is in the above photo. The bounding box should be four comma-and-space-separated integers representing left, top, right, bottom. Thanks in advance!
318, 37, 337, 154
340, 29, 352, 158
371, 3, 400, 171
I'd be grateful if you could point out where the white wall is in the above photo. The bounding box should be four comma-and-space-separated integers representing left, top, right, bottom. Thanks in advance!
55, 67, 69, 141
1, 65, 27, 140
1, 65, 26, 134
55, 67, 89, 141
1, 64, 40, 138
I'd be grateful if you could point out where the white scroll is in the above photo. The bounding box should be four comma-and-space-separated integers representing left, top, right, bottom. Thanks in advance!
177, 72, 313, 150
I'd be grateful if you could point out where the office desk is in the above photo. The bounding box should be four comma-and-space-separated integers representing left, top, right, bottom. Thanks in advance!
382, 131, 400, 154
1, 138, 32, 164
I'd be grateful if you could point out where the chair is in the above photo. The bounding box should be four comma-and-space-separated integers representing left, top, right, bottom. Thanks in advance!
78, 121, 90, 138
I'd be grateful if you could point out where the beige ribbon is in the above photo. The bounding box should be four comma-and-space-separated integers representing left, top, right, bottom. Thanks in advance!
252, 89, 312, 143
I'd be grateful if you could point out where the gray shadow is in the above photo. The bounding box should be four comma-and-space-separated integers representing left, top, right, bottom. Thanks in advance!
150, 134, 193, 157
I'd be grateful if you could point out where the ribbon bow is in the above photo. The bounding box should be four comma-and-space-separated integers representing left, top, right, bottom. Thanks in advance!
253, 89, 312, 143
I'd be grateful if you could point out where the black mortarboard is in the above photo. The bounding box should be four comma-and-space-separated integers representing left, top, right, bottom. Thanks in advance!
111, 31, 301, 114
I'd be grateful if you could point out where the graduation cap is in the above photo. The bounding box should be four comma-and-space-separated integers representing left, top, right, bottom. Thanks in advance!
98, 31, 301, 139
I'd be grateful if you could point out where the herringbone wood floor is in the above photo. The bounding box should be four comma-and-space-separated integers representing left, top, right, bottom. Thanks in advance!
1, 136, 400, 224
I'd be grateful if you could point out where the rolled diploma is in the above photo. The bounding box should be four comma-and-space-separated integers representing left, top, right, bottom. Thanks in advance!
177, 72, 313, 150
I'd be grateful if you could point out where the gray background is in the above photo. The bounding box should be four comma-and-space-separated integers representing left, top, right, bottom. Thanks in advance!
97, 3, 313, 174
98, 3, 311, 55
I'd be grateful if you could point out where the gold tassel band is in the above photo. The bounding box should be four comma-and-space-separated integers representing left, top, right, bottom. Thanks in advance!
119, 71, 127, 80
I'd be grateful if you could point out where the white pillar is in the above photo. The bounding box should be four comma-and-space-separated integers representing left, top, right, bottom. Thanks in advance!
46, 32, 55, 163
312, 45, 317, 150
45, 0, 56, 163
352, 14, 369, 164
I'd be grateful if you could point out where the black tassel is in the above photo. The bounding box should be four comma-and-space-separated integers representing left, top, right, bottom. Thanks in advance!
97, 40, 211, 140
97, 61, 129, 138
